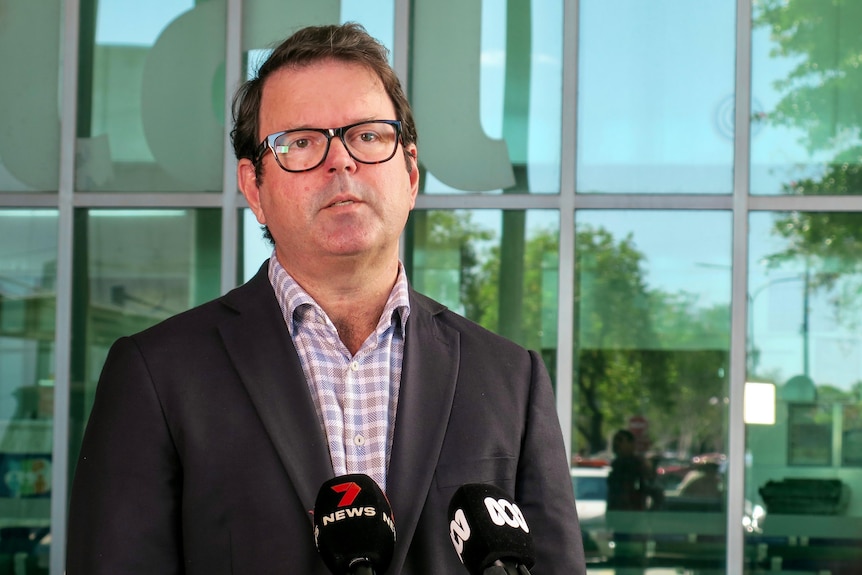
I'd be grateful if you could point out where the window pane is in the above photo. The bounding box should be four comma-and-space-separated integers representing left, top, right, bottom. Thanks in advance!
573, 210, 732, 570
747, 212, 862, 573
577, 1, 736, 194
0, 209, 58, 571
0, 2, 62, 192
69, 209, 221, 467
242, 0, 395, 70
412, 0, 563, 194
77, 0, 224, 192
751, 3, 862, 196
404, 210, 559, 370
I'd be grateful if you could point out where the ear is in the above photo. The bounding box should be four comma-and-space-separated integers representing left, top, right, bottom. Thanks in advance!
238, 158, 266, 225
406, 145, 419, 209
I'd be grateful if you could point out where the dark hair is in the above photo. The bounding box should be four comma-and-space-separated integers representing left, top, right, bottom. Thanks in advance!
613, 429, 635, 443
230, 22, 417, 182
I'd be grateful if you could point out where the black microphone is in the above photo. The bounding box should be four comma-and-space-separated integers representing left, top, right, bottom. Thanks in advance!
448, 484, 535, 575
313, 473, 396, 575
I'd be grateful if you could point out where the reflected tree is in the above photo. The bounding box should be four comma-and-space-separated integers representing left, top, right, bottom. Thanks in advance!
405, 210, 495, 320
754, 0, 862, 164
574, 227, 730, 456
475, 224, 558, 355
573, 227, 674, 454
755, 0, 862, 337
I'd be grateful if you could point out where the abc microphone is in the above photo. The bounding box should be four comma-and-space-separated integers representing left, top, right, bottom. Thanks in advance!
313, 473, 396, 575
448, 484, 535, 575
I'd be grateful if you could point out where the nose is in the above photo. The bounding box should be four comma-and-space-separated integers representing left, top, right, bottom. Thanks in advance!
325, 134, 357, 173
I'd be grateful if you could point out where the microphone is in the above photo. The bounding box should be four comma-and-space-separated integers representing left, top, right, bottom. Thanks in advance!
448, 484, 535, 575
313, 473, 396, 575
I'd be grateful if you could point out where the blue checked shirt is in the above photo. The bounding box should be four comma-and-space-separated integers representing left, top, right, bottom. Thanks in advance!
268, 256, 410, 492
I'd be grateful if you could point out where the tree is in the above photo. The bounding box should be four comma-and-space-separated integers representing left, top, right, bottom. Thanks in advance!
573, 226, 675, 454
754, 0, 862, 161
405, 210, 495, 319
755, 1, 862, 335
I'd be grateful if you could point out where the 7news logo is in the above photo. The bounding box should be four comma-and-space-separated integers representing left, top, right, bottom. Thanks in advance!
318, 481, 395, 533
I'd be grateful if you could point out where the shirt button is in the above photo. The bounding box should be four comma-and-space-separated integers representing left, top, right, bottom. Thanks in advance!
350, 361, 360, 371
354, 434, 365, 446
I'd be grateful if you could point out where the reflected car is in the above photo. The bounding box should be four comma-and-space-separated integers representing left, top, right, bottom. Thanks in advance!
571, 466, 612, 560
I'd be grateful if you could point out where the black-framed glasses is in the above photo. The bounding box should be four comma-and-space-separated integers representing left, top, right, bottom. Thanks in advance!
256, 120, 403, 173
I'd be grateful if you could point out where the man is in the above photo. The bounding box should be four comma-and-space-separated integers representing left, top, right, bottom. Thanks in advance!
606, 429, 662, 511
67, 23, 584, 574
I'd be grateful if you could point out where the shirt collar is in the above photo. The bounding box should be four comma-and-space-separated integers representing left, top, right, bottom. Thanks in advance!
268, 254, 411, 338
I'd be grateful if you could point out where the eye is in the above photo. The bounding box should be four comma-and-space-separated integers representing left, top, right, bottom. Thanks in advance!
274, 131, 322, 154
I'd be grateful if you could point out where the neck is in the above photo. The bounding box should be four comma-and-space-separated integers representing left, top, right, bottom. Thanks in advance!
277, 252, 400, 355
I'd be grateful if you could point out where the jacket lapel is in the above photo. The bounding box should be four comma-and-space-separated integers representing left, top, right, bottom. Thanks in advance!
217, 264, 333, 514
386, 289, 460, 566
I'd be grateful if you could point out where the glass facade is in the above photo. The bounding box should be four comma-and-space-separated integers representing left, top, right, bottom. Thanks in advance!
578, 1, 737, 195
78, 0, 224, 192
0, 211, 57, 572
747, 212, 862, 573
2, 0, 862, 573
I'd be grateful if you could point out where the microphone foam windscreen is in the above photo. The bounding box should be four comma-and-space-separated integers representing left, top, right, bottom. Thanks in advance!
448, 483, 535, 575
313, 473, 396, 574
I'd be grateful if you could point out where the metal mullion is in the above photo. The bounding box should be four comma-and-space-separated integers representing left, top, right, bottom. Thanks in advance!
415, 194, 560, 210
395, 0, 411, 264
74, 192, 226, 208
221, 0, 242, 293
727, 0, 754, 572
50, 0, 81, 572
573, 193, 734, 210
556, 0, 579, 460
393, 0, 410, 87
750, 194, 862, 211
0, 194, 60, 207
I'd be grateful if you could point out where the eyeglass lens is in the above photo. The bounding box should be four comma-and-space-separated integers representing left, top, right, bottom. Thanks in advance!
271, 121, 399, 172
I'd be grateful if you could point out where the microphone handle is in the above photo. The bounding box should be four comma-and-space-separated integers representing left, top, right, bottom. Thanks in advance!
349, 564, 376, 575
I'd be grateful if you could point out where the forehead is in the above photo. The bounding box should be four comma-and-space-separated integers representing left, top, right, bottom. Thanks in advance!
258, 60, 395, 134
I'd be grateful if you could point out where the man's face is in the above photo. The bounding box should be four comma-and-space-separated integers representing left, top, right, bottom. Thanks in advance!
613, 434, 634, 456
238, 59, 419, 274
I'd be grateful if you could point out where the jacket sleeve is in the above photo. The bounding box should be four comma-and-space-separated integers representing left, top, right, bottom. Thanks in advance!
515, 350, 586, 574
66, 336, 183, 574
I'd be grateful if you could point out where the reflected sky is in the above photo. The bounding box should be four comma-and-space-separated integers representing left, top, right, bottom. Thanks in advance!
96, 0, 194, 46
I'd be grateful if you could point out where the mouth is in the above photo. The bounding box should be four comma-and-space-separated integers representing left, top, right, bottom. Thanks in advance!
325, 194, 361, 209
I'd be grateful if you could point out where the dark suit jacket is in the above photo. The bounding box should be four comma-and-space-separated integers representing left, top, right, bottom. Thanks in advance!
67, 263, 585, 574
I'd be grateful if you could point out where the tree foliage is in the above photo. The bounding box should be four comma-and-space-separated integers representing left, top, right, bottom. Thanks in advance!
754, 0, 862, 157
573, 226, 730, 455
754, 1, 862, 334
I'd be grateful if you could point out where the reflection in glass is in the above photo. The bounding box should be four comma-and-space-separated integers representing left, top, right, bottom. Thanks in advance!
573, 210, 732, 570
747, 212, 862, 573
69, 209, 221, 473
0, 210, 58, 571
404, 210, 559, 366
577, 1, 736, 194
79, 0, 224, 192
751, 2, 862, 195
843, 405, 862, 467
413, 0, 562, 194
0, 1, 62, 192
